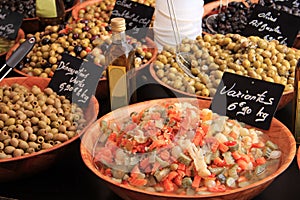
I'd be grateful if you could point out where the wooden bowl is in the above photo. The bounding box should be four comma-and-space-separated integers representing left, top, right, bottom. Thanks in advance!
0, 29, 25, 58
80, 98, 296, 200
0, 77, 99, 182
21, 0, 80, 34
149, 63, 293, 110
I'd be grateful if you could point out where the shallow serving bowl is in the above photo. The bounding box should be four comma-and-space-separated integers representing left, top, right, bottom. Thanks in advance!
149, 63, 294, 110
80, 98, 296, 200
0, 77, 99, 182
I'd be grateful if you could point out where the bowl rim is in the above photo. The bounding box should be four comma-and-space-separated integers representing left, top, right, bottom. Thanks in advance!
149, 63, 294, 100
297, 145, 300, 169
80, 97, 296, 198
0, 29, 25, 57
0, 76, 99, 164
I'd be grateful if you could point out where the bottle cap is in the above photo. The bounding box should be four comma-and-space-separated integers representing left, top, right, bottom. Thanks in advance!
111, 18, 126, 32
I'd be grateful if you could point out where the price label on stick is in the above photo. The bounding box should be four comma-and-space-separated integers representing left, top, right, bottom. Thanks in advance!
0, 9, 23, 39
210, 72, 284, 130
242, 5, 300, 47
110, 0, 154, 40
48, 53, 103, 108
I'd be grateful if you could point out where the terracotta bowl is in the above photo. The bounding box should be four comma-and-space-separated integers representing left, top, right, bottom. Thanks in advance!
297, 145, 300, 170
21, 0, 80, 34
0, 77, 99, 182
293, 35, 300, 49
81, 98, 296, 200
149, 63, 294, 110
0, 29, 25, 58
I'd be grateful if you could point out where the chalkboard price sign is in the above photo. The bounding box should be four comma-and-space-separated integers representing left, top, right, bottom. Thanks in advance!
48, 54, 103, 108
0, 9, 23, 39
242, 5, 300, 47
210, 72, 284, 130
110, 0, 155, 40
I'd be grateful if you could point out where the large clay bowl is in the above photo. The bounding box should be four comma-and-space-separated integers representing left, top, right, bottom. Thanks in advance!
0, 77, 99, 182
149, 63, 293, 110
0, 29, 25, 58
81, 98, 296, 200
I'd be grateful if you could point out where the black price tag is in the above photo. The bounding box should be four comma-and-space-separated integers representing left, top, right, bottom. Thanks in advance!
0, 9, 23, 39
110, 0, 154, 40
242, 5, 300, 47
272, 0, 300, 9
210, 72, 284, 130
48, 54, 103, 108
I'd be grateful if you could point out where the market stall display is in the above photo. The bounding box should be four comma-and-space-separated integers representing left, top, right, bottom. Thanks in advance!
150, 33, 299, 109
0, 77, 99, 182
0, 0, 300, 199
80, 98, 296, 200
202, 0, 300, 49
6, 0, 158, 99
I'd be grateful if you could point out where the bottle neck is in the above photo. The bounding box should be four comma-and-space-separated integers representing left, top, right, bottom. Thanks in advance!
111, 31, 127, 44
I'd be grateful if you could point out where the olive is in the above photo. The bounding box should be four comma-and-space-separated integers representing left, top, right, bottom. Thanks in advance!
153, 33, 300, 98
0, 84, 87, 160
41, 38, 51, 45
74, 45, 84, 55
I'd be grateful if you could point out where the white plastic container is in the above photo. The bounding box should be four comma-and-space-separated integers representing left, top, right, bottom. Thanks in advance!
153, 0, 204, 51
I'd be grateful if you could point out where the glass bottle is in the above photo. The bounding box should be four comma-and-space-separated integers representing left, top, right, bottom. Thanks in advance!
105, 17, 136, 111
292, 59, 300, 144
36, 0, 65, 29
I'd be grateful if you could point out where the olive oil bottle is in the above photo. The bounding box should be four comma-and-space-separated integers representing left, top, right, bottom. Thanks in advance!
36, 0, 65, 29
105, 17, 136, 111
293, 59, 300, 144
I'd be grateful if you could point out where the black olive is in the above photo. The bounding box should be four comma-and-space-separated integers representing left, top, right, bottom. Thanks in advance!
105, 26, 112, 32
83, 26, 90, 32
41, 38, 51, 45
24, 57, 31, 64
74, 45, 83, 55
73, 33, 79, 39
58, 33, 66, 37
135, 52, 144, 59
80, 19, 89, 24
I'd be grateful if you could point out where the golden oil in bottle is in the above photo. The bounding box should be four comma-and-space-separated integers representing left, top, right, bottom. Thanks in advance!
105, 18, 136, 111
293, 59, 300, 143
